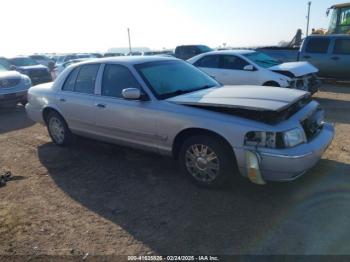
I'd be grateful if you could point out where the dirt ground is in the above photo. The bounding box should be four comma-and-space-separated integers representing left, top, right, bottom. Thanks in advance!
0, 83, 350, 257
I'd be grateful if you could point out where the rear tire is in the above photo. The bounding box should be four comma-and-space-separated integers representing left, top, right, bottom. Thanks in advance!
179, 135, 236, 188
46, 111, 74, 146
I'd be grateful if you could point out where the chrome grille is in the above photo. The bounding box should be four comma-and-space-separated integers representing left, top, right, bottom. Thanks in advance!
0, 78, 21, 88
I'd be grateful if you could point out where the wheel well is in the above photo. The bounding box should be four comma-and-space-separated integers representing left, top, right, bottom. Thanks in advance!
172, 128, 235, 159
263, 81, 280, 87
42, 107, 61, 124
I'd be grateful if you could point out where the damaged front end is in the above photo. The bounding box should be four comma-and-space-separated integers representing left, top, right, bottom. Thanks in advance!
187, 95, 312, 125
274, 70, 321, 94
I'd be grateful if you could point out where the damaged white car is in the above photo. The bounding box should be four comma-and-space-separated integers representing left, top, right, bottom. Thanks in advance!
188, 50, 321, 94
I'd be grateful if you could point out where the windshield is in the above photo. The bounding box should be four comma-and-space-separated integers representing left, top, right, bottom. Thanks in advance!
0, 58, 10, 70
198, 45, 213, 53
10, 57, 39, 66
0, 64, 9, 72
135, 60, 219, 99
243, 52, 282, 68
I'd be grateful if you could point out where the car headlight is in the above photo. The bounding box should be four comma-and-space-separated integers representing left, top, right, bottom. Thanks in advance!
23, 76, 32, 87
282, 127, 306, 148
245, 127, 306, 149
244, 131, 278, 148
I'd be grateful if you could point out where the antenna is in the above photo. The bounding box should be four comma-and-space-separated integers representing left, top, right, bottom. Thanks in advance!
127, 28, 132, 55
306, 1, 312, 36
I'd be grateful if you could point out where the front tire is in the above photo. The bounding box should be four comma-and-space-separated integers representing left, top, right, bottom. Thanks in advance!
179, 135, 236, 188
46, 111, 74, 146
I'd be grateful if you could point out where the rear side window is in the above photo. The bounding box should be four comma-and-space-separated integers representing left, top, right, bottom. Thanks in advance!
62, 67, 79, 91
219, 55, 249, 70
74, 64, 100, 94
194, 55, 220, 68
101, 64, 141, 98
305, 38, 330, 53
333, 39, 350, 55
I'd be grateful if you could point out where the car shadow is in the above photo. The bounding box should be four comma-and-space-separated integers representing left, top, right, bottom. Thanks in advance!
314, 97, 350, 125
320, 81, 350, 93
37, 138, 350, 254
0, 105, 35, 134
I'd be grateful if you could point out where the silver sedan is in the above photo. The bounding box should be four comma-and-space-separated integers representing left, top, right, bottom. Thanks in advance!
26, 57, 334, 188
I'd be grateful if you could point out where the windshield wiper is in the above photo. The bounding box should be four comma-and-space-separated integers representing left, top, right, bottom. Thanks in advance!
161, 85, 215, 99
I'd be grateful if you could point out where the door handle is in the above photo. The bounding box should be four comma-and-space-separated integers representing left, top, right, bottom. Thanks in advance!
59, 98, 66, 102
95, 103, 106, 108
331, 56, 340, 61
303, 55, 311, 59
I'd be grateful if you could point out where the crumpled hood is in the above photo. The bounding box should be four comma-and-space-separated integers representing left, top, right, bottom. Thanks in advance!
0, 70, 23, 79
166, 86, 310, 112
269, 61, 318, 77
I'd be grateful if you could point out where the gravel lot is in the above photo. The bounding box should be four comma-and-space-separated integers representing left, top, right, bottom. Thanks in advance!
0, 83, 350, 257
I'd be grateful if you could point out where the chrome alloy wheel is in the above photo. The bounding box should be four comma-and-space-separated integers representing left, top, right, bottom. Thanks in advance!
49, 117, 65, 144
185, 144, 220, 183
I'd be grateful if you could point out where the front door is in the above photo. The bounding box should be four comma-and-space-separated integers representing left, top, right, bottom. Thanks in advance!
328, 38, 350, 79
93, 64, 158, 151
299, 37, 331, 78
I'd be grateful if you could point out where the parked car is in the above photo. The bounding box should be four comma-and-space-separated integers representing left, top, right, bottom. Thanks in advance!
0, 59, 32, 107
103, 53, 124, 57
52, 58, 92, 79
8, 56, 52, 85
26, 57, 334, 188
89, 53, 103, 58
188, 50, 321, 94
256, 34, 350, 80
175, 45, 213, 60
55, 55, 79, 66
126, 51, 143, 56
298, 35, 350, 80
29, 55, 55, 70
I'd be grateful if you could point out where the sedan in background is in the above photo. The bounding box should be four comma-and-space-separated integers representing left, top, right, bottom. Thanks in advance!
9, 56, 52, 85
0, 60, 32, 107
26, 57, 334, 188
52, 58, 92, 79
188, 50, 321, 94
29, 55, 55, 70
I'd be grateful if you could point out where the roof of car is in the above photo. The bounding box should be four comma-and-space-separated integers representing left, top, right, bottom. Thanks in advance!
76, 56, 179, 66
201, 50, 256, 55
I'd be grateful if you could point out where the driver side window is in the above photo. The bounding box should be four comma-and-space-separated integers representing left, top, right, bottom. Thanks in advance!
101, 64, 141, 98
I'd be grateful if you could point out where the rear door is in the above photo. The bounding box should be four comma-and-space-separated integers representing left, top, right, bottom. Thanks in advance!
56, 64, 101, 133
329, 38, 350, 79
299, 37, 331, 77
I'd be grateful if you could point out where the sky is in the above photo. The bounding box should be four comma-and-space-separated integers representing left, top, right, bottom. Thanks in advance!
0, 0, 345, 56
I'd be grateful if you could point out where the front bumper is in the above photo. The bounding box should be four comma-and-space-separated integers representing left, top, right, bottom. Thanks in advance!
236, 123, 334, 183
0, 91, 27, 106
290, 76, 322, 95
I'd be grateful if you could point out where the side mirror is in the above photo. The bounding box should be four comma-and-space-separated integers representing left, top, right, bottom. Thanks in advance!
243, 65, 255, 71
122, 88, 143, 100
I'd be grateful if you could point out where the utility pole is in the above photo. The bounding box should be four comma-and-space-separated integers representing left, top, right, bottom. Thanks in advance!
127, 28, 132, 55
306, 1, 312, 36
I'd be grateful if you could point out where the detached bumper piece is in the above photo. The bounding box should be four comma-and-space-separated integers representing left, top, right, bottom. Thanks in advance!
245, 151, 266, 185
